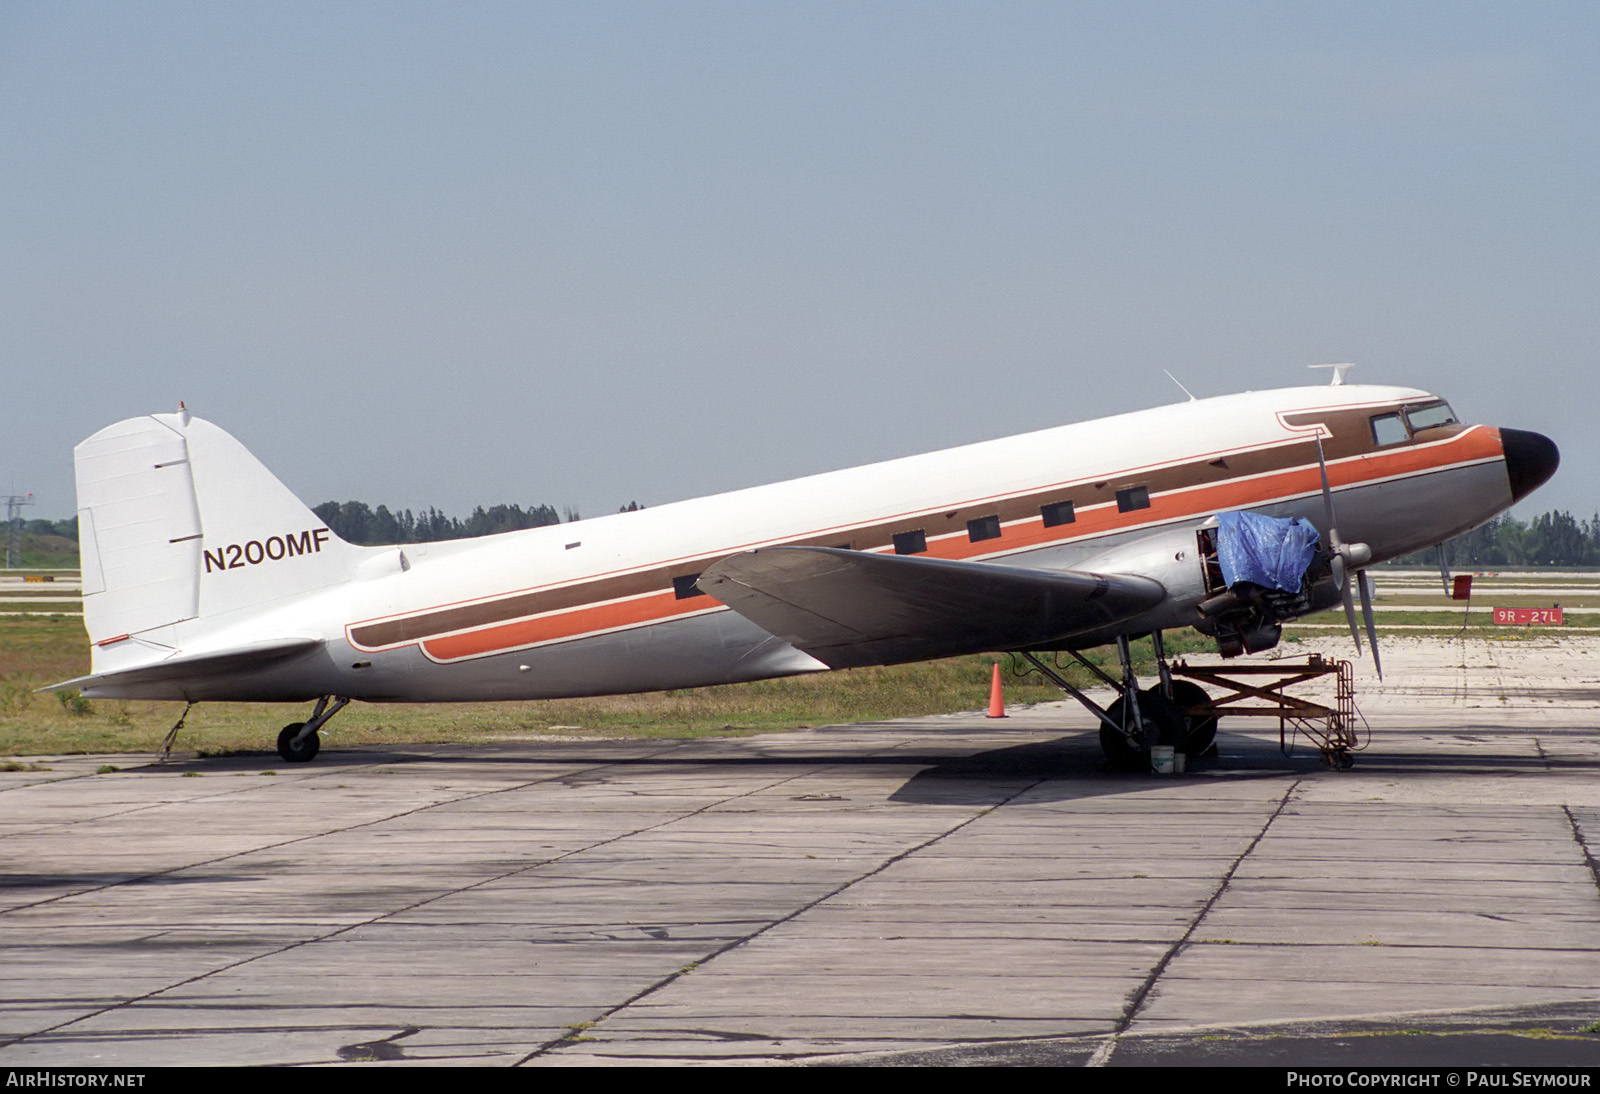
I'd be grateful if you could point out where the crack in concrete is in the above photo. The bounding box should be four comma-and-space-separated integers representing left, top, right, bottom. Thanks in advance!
519, 769, 1050, 1065
0, 743, 695, 916
1561, 805, 1600, 897
0, 739, 749, 1055
1086, 777, 1304, 1067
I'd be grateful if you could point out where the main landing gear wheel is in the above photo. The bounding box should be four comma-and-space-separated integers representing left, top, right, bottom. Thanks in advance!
1100, 688, 1184, 772
275, 695, 349, 764
1169, 680, 1218, 758
277, 723, 320, 763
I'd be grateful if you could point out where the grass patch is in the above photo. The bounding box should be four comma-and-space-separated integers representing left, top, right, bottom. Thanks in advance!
0, 538, 79, 569
56, 690, 91, 716
7, 572, 1595, 757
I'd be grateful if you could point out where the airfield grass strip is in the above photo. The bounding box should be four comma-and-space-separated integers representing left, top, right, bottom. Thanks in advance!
5, 572, 1597, 757
0, 614, 1092, 757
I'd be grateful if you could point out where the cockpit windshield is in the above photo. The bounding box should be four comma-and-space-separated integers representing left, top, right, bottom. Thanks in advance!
1403, 401, 1457, 433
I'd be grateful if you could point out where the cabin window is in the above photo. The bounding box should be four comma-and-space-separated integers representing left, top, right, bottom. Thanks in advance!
1370, 413, 1408, 446
967, 515, 1002, 543
1116, 486, 1150, 513
672, 574, 704, 599
892, 530, 927, 555
1404, 401, 1457, 433
1041, 500, 1075, 527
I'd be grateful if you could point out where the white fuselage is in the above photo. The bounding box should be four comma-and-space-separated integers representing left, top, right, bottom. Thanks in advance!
87, 383, 1523, 704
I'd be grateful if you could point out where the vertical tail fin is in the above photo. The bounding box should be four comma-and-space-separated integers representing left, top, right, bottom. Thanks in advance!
76, 410, 358, 650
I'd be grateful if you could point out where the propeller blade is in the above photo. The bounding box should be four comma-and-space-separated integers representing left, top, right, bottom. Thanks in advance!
1318, 432, 1380, 674
1359, 570, 1382, 679
1438, 544, 1451, 596
1316, 434, 1338, 537
1342, 579, 1362, 653
1317, 434, 1349, 590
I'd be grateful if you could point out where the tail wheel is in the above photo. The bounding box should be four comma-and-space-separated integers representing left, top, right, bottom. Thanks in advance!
277, 723, 320, 763
1100, 689, 1184, 772
1168, 680, 1218, 757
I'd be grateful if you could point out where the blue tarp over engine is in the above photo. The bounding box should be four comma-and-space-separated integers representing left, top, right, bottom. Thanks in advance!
1214, 511, 1320, 593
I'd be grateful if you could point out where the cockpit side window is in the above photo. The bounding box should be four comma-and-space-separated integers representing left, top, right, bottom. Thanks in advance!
1404, 401, 1458, 433
1370, 413, 1409, 446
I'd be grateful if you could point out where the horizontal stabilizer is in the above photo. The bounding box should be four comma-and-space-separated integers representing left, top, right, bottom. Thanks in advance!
44, 636, 323, 699
699, 547, 1165, 669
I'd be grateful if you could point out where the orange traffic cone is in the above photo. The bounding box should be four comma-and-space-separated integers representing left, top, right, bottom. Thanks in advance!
987, 662, 1006, 718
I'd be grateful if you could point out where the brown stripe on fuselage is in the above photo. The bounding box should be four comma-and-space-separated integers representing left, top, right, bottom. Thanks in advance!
348, 416, 1493, 659
347, 432, 1304, 651
421, 588, 720, 662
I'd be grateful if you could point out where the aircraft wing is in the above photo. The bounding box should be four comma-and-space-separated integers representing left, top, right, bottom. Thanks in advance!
698, 547, 1166, 669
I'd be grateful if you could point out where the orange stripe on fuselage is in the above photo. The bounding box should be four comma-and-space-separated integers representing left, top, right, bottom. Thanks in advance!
410, 426, 1504, 663
422, 589, 716, 661
925, 425, 1505, 560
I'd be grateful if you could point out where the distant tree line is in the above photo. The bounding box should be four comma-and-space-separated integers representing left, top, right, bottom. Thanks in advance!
309, 501, 566, 545
1388, 512, 1600, 568
16, 517, 78, 540
308, 499, 644, 546
10, 508, 1593, 565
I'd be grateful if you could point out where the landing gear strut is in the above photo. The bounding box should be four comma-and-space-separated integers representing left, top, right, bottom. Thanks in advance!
277, 695, 350, 763
1019, 630, 1216, 772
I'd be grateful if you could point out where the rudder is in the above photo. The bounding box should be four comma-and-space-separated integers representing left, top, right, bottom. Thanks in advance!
76, 409, 358, 648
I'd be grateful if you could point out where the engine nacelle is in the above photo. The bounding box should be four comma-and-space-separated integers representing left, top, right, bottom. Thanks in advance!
1076, 526, 1211, 614
1074, 520, 1342, 659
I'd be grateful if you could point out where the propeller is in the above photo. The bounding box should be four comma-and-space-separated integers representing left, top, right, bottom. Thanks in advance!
1359, 570, 1382, 679
1316, 435, 1382, 678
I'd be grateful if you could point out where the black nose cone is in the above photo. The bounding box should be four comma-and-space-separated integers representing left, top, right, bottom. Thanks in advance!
1501, 428, 1559, 503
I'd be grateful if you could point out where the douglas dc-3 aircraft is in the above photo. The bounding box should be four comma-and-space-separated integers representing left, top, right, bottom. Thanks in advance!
54, 380, 1557, 766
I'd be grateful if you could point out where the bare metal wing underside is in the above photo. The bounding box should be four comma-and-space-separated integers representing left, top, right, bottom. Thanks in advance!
699, 547, 1166, 669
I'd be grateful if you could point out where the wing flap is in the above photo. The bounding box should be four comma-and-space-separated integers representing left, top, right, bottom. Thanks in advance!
699, 547, 1165, 669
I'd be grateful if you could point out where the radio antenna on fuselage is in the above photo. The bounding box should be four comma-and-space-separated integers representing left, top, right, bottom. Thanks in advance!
1309, 363, 1355, 386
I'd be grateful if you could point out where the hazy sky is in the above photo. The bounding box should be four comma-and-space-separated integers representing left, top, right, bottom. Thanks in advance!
4, 2, 1595, 523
